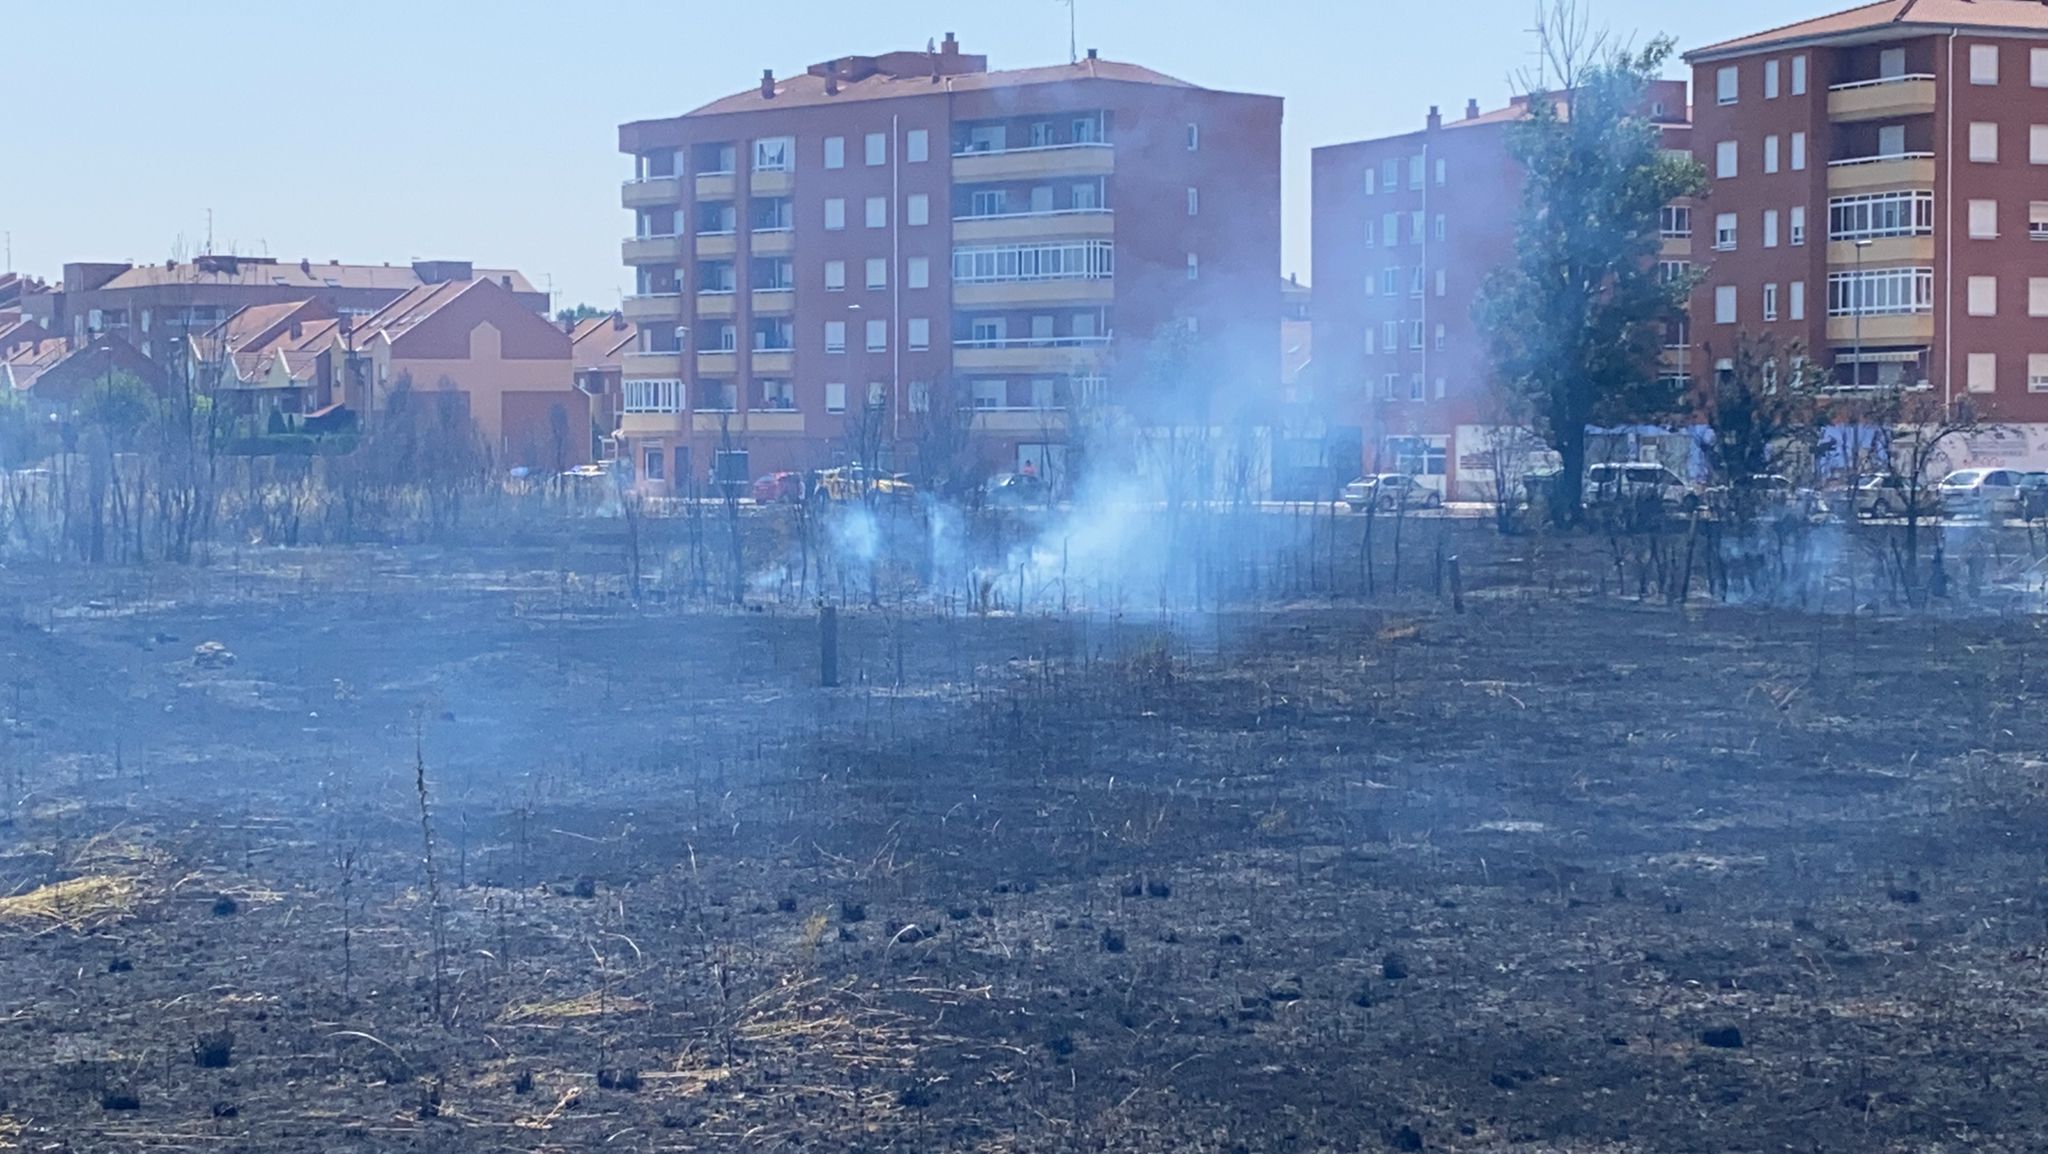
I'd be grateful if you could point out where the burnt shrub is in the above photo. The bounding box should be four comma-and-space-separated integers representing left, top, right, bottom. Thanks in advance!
598, 1067, 642, 1092
1146, 879, 1173, 899
512, 1069, 534, 1095
193, 1029, 234, 1068
102, 1090, 141, 1111
1700, 1026, 1745, 1049
1380, 952, 1410, 981
840, 901, 867, 923
1099, 928, 1126, 953
211, 895, 239, 917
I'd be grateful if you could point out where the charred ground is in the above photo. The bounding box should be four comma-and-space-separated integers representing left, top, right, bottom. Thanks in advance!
2, 529, 2047, 1152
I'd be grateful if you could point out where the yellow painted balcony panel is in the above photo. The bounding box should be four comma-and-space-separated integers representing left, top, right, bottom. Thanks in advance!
697, 351, 739, 376
697, 292, 737, 318
953, 279, 1115, 308
622, 176, 682, 208
953, 340, 1110, 374
951, 144, 1115, 183
1826, 313, 1934, 343
620, 294, 684, 324
1828, 236, 1934, 265
620, 411, 687, 436
751, 350, 795, 374
972, 409, 1068, 435
1827, 76, 1936, 123
1660, 236, 1693, 258
695, 233, 738, 259
750, 230, 795, 256
695, 172, 738, 200
749, 169, 794, 196
743, 411, 805, 434
622, 352, 685, 376
751, 289, 796, 313
1826, 154, 1935, 192
953, 211, 1115, 244
622, 235, 686, 264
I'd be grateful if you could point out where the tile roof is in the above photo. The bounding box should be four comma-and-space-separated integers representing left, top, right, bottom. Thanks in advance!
571, 313, 637, 370
1690, 0, 2048, 58
94, 259, 535, 294
679, 56, 1197, 118
3, 337, 72, 392
351, 280, 470, 342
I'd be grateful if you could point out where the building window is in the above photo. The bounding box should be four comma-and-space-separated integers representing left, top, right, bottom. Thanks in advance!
1433, 323, 1446, 351
866, 318, 887, 351
2032, 124, 2048, 164
1382, 212, 1400, 246
1763, 282, 1780, 321
1365, 169, 1378, 197
758, 379, 794, 410
865, 132, 887, 166
1380, 267, 1400, 296
1408, 155, 1424, 189
1790, 205, 1806, 246
1187, 187, 1199, 216
1660, 205, 1692, 237
1968, 353, 1997, 393
1714, 285, 1737, 325
1717, 65, 1739, 105
1364, 327, 1377, 354
1186, 123, 1199, 151
1716, 140, 1738, 179
865, 257, 887, 289
700, 381, 737, 411
1971, 122, 1999, 162
642, 446, 665, 481
1764, 135, 1781, 174
1715, 212, 1737, 250
753, 136, 793, 172
1187, 252, 1199, 280
622, 378, 683, 413
824, 260, 846, 291
1406, 211, 1422, 244
1827, 267, 1935, 315
1382, 320, 1399, 351
951, 241, 1114, 282
908, 317, 930, 350
826, 382, 847, 413
908, 256, 931, 289
1363, 218, 1377, 248
824, 136, 845, 169
1791, 132, 1806, 171
1790, 280, 1806, 321
1409, 374, 1425, 401
1435, 157, 1447, 186
1969, 275, 1998, 317
1765, 58, 1780, 98
865, 196, 887, 228
825, 321, 846, 353
1410, 266, 1425, 297
1764, 209, 1780, 248
1381, 158, 1399, 192
825, 198, 846, 230
1433, 214, 1446, 241
1659, 260, 1690, 283
2029, 277, 2048, 317
1407, 320, 1424, 349
1970, 199, 1999, 238
907, 128, 929, 163
1435, 269, 1446, 297
2031, 353, 2048, 392
1791, 55, 1807, 95
1971, 44, 2000, 86
2034, 201, 2048, 240
1828, 190, 1935, 239
1381, 374, 1398, 400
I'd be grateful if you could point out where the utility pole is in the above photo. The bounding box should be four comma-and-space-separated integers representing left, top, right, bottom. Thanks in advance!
1853, 238, 1872, 389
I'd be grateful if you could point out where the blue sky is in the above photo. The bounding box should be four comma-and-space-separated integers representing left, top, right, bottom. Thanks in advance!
8, 0, 1805, 309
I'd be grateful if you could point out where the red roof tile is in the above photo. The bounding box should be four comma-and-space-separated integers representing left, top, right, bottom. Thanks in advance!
1690, 0, 2048, 58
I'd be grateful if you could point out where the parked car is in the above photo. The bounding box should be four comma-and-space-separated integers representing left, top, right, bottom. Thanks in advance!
2016, 472, 2048, 519
983, 472, 1048, 507
1341, 474, 1442, 512
1584, 462, 1695, 510
1937, 468, 2024, 517
1705, 474, 1823, 518
750, 471, 806, 504
1847, 473, 1927, 519
814, 466, 915, 503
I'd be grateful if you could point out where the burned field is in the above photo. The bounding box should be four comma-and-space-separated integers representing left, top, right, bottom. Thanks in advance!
2, 545, 2047, 1152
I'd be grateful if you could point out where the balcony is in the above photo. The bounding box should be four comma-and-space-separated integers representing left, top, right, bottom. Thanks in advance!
749, 168, 794, 196
1827, 236, 1934, 265
696, 291, 737, 318
751, 349, 795, 373
622, 234, 686, 264
698, 350, 739, 375
1826, 313, 1934, 343
1659, 235, 1692, 258
695, 171, 738, 199
623, 351, 686, 375
954, 279, 1115, 308
750, 230, 794, 256
741, 410, 805, 434
620, 410, 687, 435
751, 288, 796, 313
952, 142, 1115, 183
622, 176, 682, 208
1827, 153, 1935, 192
696, 233, 738, 259
621, 293, 684, 323
1828, 75, 1937, 123
953, 336, 1112, 373
971, 409, 1068, 434
953, 208, 1115, 244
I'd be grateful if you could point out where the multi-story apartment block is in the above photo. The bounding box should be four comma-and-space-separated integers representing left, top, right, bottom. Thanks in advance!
615, 35, 1281, 493
1686, 0, 2048, 446
1312, 85, 1694, 499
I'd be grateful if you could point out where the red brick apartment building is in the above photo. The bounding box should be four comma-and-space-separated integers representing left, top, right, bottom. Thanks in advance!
1311, 84, 1693, 499
1686, 0, 2048, 468
614, 34, 1281, 494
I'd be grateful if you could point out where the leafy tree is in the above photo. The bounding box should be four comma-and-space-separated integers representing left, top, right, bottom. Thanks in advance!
555, 303, 606, 326
1479, 35, 1707, 525
1691, 334, 1829, 528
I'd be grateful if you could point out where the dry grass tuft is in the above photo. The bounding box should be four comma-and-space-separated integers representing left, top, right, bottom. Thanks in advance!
0, 874, 143, 932
498, 992, 649, 1024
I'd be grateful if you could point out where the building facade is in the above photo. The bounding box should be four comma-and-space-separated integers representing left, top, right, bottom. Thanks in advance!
1686, 0, 2048, 469
1312, 85, 1693, 500
615, 35, 1281, 494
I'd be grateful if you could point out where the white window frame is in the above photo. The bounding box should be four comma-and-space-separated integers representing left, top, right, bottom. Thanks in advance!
2031, 353, 2048, 393
824, 260, 846, 292
1714, 285, 1737, 325
2030, 277, 2048, 317
1791, 55, 1808, 95
1969, 275, 1998, 317
824, 320, 846, 353
1765, 59, 1780, 99
1971, 122, 1999, 163
1791, 132, 1806, 171
1790, 205, 1807, 246
908, 317, 930, 351
1765, 135, 1781, 174
1187, 187, 1199, 216
2032, 124, 2048, 165
752, 136, 794, 172
824, 198, 846, 230
1790, 280, 1806, 321
907, 193, 930, 227
1715, 212, 1738, 250
1969, 199, 1999, 239
1187, 252, 1199, 280
1968, 352, 1997, 393
907, 129, 929, 163
1717, 65, 1739, 105
1764, 209, 1780, 248
826, 382, 847, 413
865, 196, 887, 228
1186, 123, 1199, 151
1972, 44, 2000, 86
908, 256, 930, 289
1763, 282, 1780, 322
1827, 267, 1935, 316
622, 378, 684, 413
866, 318, 887, 352
824, 136, 845, 169
865, 257, 888, 290
865, 132, 887, 166
1716, 140, 1739, 179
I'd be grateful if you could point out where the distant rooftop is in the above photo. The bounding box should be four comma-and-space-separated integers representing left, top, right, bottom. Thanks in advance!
71, 256, 535, 295
1690, 0, 2048, 60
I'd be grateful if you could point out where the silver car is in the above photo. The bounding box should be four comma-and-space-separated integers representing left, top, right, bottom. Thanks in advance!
1341, 474, 1441, 512
1937, 468, 2024, 517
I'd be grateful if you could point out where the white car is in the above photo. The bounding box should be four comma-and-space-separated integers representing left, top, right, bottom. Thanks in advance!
1937, 468, 2024, 517
1585, 462, 1695, 510
1341, 474, 1441, 512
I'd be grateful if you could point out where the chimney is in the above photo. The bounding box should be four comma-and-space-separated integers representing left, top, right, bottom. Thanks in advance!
1426, 104, 1442, 131
612, 311, 627, 331
761, 69, 775, 98
290, 321, 303, 340
941, 31, 958, 56
1087, 47, 1098, 61
1465, 98, 1480, 120
299, 258, 311, 275
825, 60, 839, 95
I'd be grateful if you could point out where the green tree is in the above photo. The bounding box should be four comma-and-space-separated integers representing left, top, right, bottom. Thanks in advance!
1479, 35, 1706, 526
555, 304, 606, 326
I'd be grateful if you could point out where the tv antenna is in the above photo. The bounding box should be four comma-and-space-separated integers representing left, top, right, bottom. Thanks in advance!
1524, 4, 1549, 90
1056, 0, 1077, 64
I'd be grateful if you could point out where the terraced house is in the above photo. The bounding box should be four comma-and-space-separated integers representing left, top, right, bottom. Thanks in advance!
615, 34, 1281, 494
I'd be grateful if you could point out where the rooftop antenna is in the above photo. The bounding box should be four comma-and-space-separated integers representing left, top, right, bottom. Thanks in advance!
1057, 0, 1077, 64
205, 208, 214, 256
1525, 3, 1549, 90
